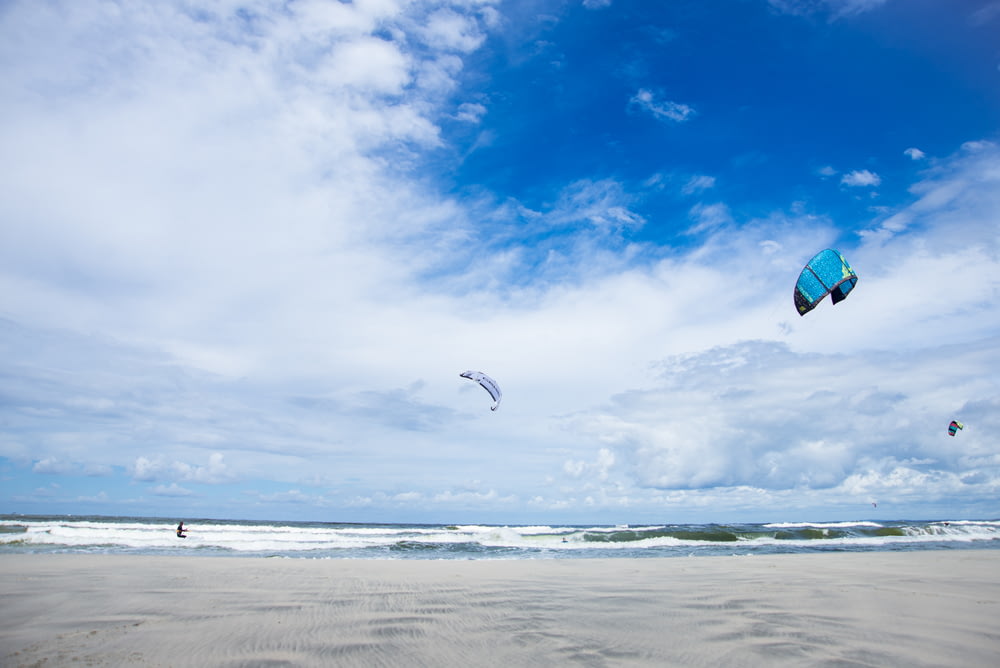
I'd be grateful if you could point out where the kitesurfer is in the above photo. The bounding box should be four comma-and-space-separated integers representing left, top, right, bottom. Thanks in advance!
176, 521, 187, 538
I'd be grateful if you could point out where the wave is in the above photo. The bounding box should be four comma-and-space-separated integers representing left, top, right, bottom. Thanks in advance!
2, 515, 998, 559
764, 521, 883, 529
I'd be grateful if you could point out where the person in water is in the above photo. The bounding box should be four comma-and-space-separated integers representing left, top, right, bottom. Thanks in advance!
176, 521, 187, 538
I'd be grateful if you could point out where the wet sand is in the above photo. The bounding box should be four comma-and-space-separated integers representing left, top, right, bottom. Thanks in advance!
2, 550, 999, 666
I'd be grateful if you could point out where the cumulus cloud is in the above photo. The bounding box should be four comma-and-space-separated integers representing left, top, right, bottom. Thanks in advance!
562, 338, 1000, 509
904, 147, 926, 160
417, 8, 490, 53
152, 483, 195, 497
131, 453, 232, 484
563, 448, 615, 481
841, 169, 881, 187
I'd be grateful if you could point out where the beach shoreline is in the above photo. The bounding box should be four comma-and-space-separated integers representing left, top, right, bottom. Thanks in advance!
2, 550, 999, 666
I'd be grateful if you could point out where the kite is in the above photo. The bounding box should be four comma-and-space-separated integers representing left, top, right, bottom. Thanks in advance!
948, 420, 964, 437
460, 371, 501, 411
794, 249, 859, 316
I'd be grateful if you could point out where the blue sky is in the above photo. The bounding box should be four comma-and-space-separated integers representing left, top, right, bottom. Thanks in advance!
1, 0, 999, 524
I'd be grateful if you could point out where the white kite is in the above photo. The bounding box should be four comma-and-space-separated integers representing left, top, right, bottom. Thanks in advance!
459, 371, 501, 411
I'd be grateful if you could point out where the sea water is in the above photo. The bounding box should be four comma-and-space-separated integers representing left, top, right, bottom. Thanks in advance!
2, 515, 998, 559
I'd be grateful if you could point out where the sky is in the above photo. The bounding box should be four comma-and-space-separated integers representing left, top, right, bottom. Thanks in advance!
1, 0, 999, 525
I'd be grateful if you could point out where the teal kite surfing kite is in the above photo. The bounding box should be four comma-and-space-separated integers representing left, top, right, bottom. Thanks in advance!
794, 249, 859, 316
948, 420, 963, 437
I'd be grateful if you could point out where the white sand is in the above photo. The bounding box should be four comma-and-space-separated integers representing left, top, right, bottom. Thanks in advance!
2, 551, 999, 667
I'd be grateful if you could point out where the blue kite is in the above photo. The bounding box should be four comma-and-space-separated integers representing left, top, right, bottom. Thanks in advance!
794, 249, 859, 316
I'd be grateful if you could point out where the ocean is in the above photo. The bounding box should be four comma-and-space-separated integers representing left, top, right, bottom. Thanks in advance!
2, 515, 998, 559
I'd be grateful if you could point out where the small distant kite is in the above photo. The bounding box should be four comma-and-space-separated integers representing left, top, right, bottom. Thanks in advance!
794, 249, 859, 316
459, 371, 501, 411
948, 420, 964, 437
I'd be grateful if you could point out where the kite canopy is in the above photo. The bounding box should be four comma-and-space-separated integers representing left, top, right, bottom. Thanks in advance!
460, 371, 502, 411
794, 249, 859, 316
948, 420, 964, 437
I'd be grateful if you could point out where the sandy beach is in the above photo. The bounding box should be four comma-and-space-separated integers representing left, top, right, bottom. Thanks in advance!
2, 551, 998, 667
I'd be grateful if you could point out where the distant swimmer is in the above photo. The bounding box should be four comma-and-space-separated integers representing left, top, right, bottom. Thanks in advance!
176, 521, 188, 538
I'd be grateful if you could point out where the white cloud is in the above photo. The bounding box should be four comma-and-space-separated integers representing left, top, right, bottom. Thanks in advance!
861, 141, 1000, 244
130, 454, 232, 484
247, 488, 319, 504
418, 8, 489, 53
563, 447, 615, 481
769, 0, 889, 19
546, 179, 646, 233
455, 101, 487, 122
682, 175, 716, 195
317, 37, 412, 92
841, 169, 881, 187
904, 147, 926, 160
33, 458, 76, 475
565, 340, 1000, 496
686, 202, 733, 234
629, 88, 696, 123
152, 483, 195, 497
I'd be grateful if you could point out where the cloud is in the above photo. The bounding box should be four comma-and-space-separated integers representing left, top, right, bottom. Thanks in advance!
628, 88, 696, 123
563, 447, 615, 481
861, 141, 1000, 243
417, 8, 490, 53
904, 147, 926, 160
4, 135, 999, 519
245, 488, 320, 505
33, 458, 76, 475
969, 1, 1000, 26
455, 102, 487, 123
768, 0, 889, 19
562, 339, 1000, 502
841, 169, 881, 187
686, 202, 734, 235
544, 179, 646, 234
682, 175, 716, 195
131, 453, 232, 485
152, 483, 195, 497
